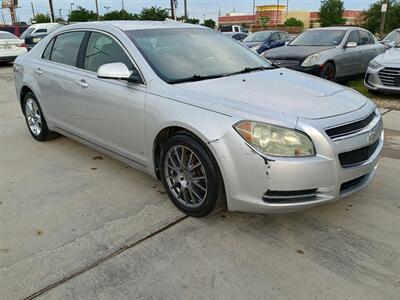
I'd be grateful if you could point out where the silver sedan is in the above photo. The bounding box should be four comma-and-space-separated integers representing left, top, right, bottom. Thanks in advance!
365, 42, 400, 93
14, 21, 383, 216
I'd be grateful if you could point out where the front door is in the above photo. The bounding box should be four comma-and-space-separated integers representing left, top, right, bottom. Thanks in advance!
336, 30, 362, 77
73, 31, 146, 165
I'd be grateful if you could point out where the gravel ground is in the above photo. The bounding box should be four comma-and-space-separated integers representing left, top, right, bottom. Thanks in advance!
373, 97, 400, 110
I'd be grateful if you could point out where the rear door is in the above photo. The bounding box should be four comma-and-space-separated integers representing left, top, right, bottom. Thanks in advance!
359, 30, 380, 73
35, 31, 86, 132
73, 31, 146, 164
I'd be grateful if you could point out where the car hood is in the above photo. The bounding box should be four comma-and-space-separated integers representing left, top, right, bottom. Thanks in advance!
264, 45, 335, 61
173, 68, 367, 120
375, 47, 400, 65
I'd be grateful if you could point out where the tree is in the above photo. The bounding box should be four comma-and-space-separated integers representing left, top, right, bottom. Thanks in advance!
363, 0, 400, 35
202, 19, 216, 29
34, 13, 51, 23
259, 16, 269, 28
284, 17, 304, 27
102, 10, 139, 21
68, 6, 97, 22
139, 6, 169, 21
319, 0, 345, 27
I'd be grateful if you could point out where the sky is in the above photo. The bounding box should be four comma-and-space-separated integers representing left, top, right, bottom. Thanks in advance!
1, 0, 378, 24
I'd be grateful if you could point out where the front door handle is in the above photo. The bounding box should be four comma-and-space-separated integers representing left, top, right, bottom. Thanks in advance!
75, 79, 89, 88
35, 68, 43, 75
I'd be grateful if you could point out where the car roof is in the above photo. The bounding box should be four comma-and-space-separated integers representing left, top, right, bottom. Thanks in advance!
72, 20, 203, 31
29, 23, 60, 29
308, 26, 364, 31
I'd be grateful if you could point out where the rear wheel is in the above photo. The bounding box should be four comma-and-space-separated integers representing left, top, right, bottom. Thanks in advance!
23, 92, 59, 141
160, 134, 225, 217
320, 62, 336, 81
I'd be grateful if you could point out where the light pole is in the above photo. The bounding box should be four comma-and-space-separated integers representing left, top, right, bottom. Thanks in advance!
286, 0, 289, 20
184, 0, 188, 19
380, 0, 388, 37
121, 0, 125, 11
70, 2, 74, 15
104, 6, 110, 13
276, 0, 280, 26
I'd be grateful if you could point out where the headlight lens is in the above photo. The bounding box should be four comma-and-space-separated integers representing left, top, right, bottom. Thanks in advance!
234, 121, 315, 157
301, 53, 321, 67
369, 60, 382, 69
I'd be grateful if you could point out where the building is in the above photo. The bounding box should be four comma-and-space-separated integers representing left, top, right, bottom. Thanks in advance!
218, 4, 363, 29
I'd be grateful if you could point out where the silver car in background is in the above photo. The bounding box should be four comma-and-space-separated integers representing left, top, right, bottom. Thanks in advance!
264, 27, 385, 81
365, 42, 400, 93
14, 21, 383, 217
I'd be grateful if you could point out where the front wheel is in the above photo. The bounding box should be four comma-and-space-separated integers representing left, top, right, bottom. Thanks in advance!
160, 134, 225, 217
320, 62, 336, 82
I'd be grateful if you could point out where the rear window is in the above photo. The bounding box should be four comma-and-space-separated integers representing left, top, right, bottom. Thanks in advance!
49, 31, 85, 67
20, 27, 35, 39
219, 26, 232, 33
0, 31, 18, 39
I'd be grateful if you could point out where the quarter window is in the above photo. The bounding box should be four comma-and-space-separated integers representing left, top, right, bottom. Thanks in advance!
84, 32, 133, 72
50, 31, 85, 66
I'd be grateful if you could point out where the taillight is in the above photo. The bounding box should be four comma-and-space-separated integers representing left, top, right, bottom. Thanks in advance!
18, 43, 27, 48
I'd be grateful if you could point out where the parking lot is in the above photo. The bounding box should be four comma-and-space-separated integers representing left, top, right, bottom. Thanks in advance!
1, 61, 400, 299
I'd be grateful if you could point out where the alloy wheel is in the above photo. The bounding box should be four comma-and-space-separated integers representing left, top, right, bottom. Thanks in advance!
164, 145, 208, 209
25, 98, 42, 136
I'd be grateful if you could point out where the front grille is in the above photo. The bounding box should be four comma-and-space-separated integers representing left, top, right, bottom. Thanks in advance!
270, 59, 300, 68
325, 111, 376, 139
340, 175, 367, 193
263, 189, 318, 204
378, 67, 400, 86
338, 139, 380, 168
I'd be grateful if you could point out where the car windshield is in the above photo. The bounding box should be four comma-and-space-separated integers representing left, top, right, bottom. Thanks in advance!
243, 31, 272, 42
383, 29, 400, 43
289, 30, 346, 46
0, 31, 18, 39
19, 27, 35, 39
125, 28, 272, 84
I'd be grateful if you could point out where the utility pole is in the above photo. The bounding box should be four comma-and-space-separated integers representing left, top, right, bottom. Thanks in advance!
253, 0, 256, 15
94, 0, 100, 20
276, 0, 280, 26
380, 0, 388, 38
184, 0, 188, 19
58, 8, 62, 20
286, 0, 289, 20
170, 0, 175, 20
9, 5, 16, 24
121, 0, 125, 11
31, 2, 36, 20
48, 0, 55, 22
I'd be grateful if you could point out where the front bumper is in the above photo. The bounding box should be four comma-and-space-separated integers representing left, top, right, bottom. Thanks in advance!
365, 66, 400, 93
209, 104, 383, 214
286, 65, 321, 76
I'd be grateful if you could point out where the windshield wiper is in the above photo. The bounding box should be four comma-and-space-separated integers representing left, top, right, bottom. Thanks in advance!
227, 66, 275, 76
168, 74, 225, 84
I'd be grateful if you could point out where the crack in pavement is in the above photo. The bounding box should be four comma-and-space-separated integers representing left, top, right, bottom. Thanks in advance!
23, 215, 188, 300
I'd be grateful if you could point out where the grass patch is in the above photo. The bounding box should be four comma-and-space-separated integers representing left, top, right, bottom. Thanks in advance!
344, 78, 375, 98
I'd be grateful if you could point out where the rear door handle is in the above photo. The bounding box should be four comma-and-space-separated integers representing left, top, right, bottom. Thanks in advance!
75, 79, 89, 88
35, 68, 43, 75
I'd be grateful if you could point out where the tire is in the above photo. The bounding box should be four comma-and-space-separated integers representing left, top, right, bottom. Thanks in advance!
320, 62, 336, 82
23, 92, 59, 141
160, 133, 225, 217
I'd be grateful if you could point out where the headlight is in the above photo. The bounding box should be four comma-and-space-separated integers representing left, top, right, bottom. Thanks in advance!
234, 121, 315, 157
251, 45, 261, 52
301, 53, 321, 67
369, 60, 382, 69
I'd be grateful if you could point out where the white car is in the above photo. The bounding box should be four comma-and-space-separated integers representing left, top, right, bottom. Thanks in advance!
0, 31, 26, 62
19, 23, 62, 39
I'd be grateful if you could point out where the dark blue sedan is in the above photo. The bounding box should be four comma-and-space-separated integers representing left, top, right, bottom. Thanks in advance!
242, 30, 291, 54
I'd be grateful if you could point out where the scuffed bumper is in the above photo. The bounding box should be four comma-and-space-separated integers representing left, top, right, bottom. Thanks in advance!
209, 107, 383, 214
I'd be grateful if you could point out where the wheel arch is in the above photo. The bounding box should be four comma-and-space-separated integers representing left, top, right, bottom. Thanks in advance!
19, 85, 35, 111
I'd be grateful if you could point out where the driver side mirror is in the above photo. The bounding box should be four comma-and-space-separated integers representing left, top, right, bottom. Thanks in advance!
97, 62, 142, 84
345, 42, 358, 48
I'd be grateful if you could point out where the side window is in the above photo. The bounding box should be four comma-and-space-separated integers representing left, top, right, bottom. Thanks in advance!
42, 38, 55, 60
35, 29, 47, 33
84, 32, 133, 72
270, 33, 279, 42
50, 32, 85, 66
359, 31, 373, 45
234, 27, 239, 33
347, 30, 360, 45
